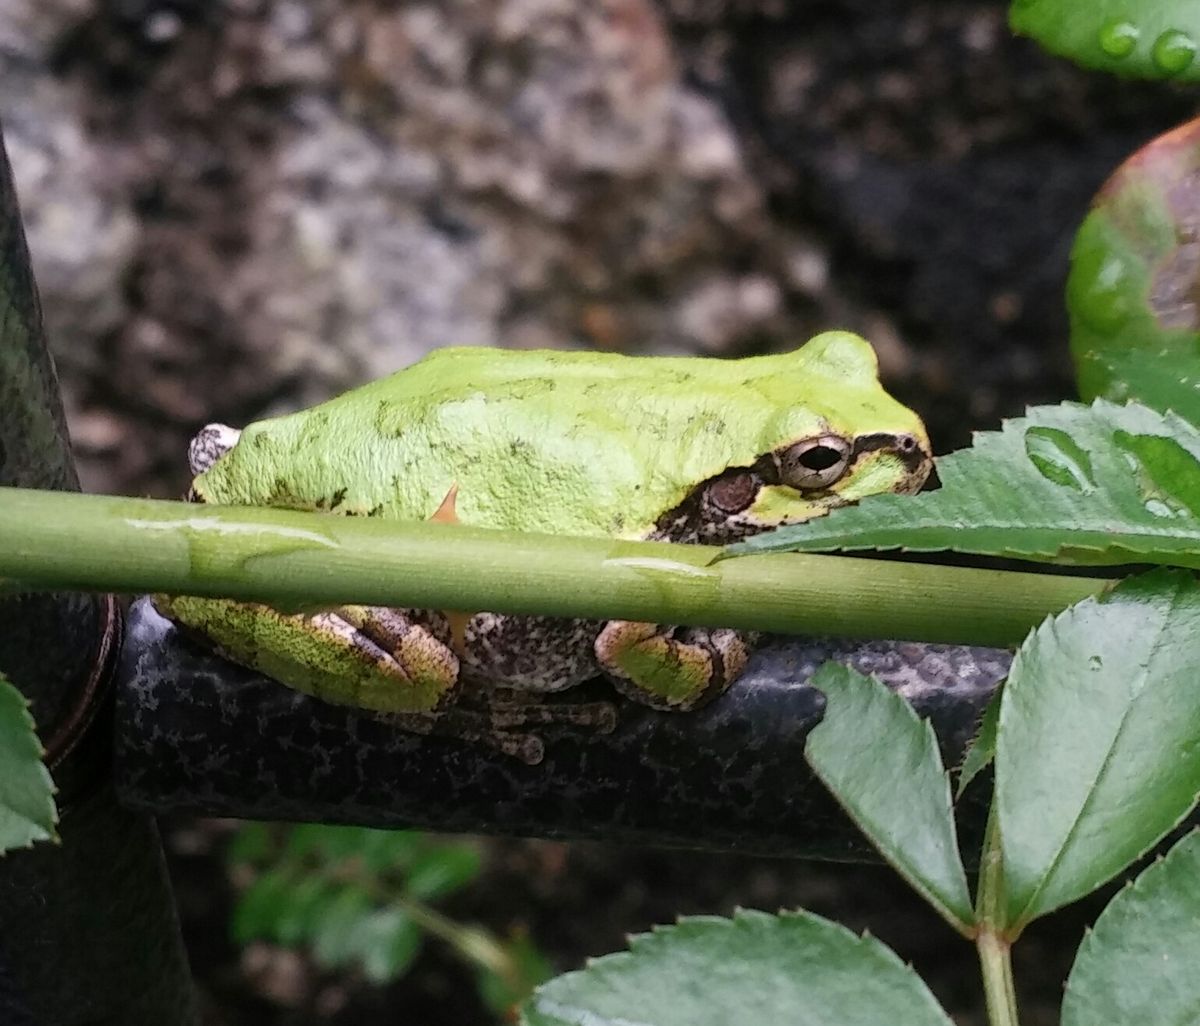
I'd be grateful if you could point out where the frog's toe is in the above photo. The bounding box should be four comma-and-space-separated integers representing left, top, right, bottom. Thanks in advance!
333, 605, 459, 701
595, 621, 751, 712
482, 688, 618, 734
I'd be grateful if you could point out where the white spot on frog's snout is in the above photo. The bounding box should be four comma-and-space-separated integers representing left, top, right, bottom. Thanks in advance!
189, 423, 243, 475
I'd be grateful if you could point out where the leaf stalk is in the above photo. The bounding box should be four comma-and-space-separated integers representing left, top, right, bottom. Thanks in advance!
976, 805, 1020, 1026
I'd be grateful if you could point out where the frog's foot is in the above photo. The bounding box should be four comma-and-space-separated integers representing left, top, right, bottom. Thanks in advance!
333, 605, 460, 697
479, 687, 618, 732
594, 621, 753, 711
378, 709, 547, 764
445, 687, 617, 764
380, 693, 616, 765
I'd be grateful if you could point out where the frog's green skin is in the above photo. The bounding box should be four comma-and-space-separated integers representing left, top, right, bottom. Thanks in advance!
158, 332, 931, 762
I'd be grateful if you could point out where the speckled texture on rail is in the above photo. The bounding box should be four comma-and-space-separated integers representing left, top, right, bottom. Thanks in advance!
116, 597, 1009, 857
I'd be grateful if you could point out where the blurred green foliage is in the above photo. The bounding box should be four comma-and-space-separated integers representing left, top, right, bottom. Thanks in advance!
227, 822, 550, 1016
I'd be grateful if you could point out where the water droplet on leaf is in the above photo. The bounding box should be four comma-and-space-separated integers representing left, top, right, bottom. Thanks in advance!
1024, 427, 1096, 491
1098, 20, 1139, 58
1144, 497, 1177, 518
1114, 430, 1200, 518
1152, 29, 1197, 75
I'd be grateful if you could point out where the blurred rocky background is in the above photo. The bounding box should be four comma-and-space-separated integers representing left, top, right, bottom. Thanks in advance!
2, 0, 1193, 1022
8, 0, 1192, 496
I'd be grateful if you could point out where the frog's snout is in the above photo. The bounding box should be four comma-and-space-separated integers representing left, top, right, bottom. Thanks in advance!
188, 423, 242, 476
896, 432, 932, 471
898, 432, 935, 492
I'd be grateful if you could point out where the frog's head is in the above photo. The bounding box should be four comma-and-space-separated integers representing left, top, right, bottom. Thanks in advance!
651, 332, 932, 544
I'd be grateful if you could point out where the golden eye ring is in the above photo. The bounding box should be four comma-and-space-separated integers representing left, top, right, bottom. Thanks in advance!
778, 434, 852, 490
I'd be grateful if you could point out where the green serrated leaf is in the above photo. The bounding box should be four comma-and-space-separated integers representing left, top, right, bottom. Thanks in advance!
404, 844, 482, 901
806, 664, 973, 933
1067, 121, 1200, 403
956, 688, 1001, 800
998, 569, 1200, 929
522, 909, 954, 1026
1011, 1, 1200, 81
0, 674, 58, 853
728, 401, 1200, 568
1062, 830, 1200, 1026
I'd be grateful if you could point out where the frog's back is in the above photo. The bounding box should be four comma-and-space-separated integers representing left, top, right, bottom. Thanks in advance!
194, 335, 921, 538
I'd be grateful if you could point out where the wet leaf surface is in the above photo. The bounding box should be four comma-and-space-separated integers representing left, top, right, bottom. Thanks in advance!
1012, 2, 1200, 81
1067, 118, 1200, 406
522, 909, 955, 1026
1062, 830, 1200, 1026
997, 571, 1200, 927
806, 663, 973, 933
0, 674, 56, 852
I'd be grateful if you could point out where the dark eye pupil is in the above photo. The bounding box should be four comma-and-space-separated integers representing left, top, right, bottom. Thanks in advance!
797, 446, 843, 471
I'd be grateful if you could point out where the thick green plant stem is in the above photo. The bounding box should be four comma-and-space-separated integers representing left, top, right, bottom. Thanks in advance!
0, 487, 1107, 647
976, 807, 1020, 1026
978, 930, 1019, 1026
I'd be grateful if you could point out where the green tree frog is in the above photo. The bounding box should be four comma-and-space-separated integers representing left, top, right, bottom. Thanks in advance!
157, 331, 931, 762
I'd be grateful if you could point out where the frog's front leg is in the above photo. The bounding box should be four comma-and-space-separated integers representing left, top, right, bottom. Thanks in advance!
594, 621, 756, 711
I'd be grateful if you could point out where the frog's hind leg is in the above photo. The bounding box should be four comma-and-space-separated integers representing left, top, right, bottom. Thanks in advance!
594, 621, 756, 711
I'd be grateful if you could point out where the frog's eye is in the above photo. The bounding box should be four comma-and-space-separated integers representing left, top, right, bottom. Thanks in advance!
778, 435, 852, 490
